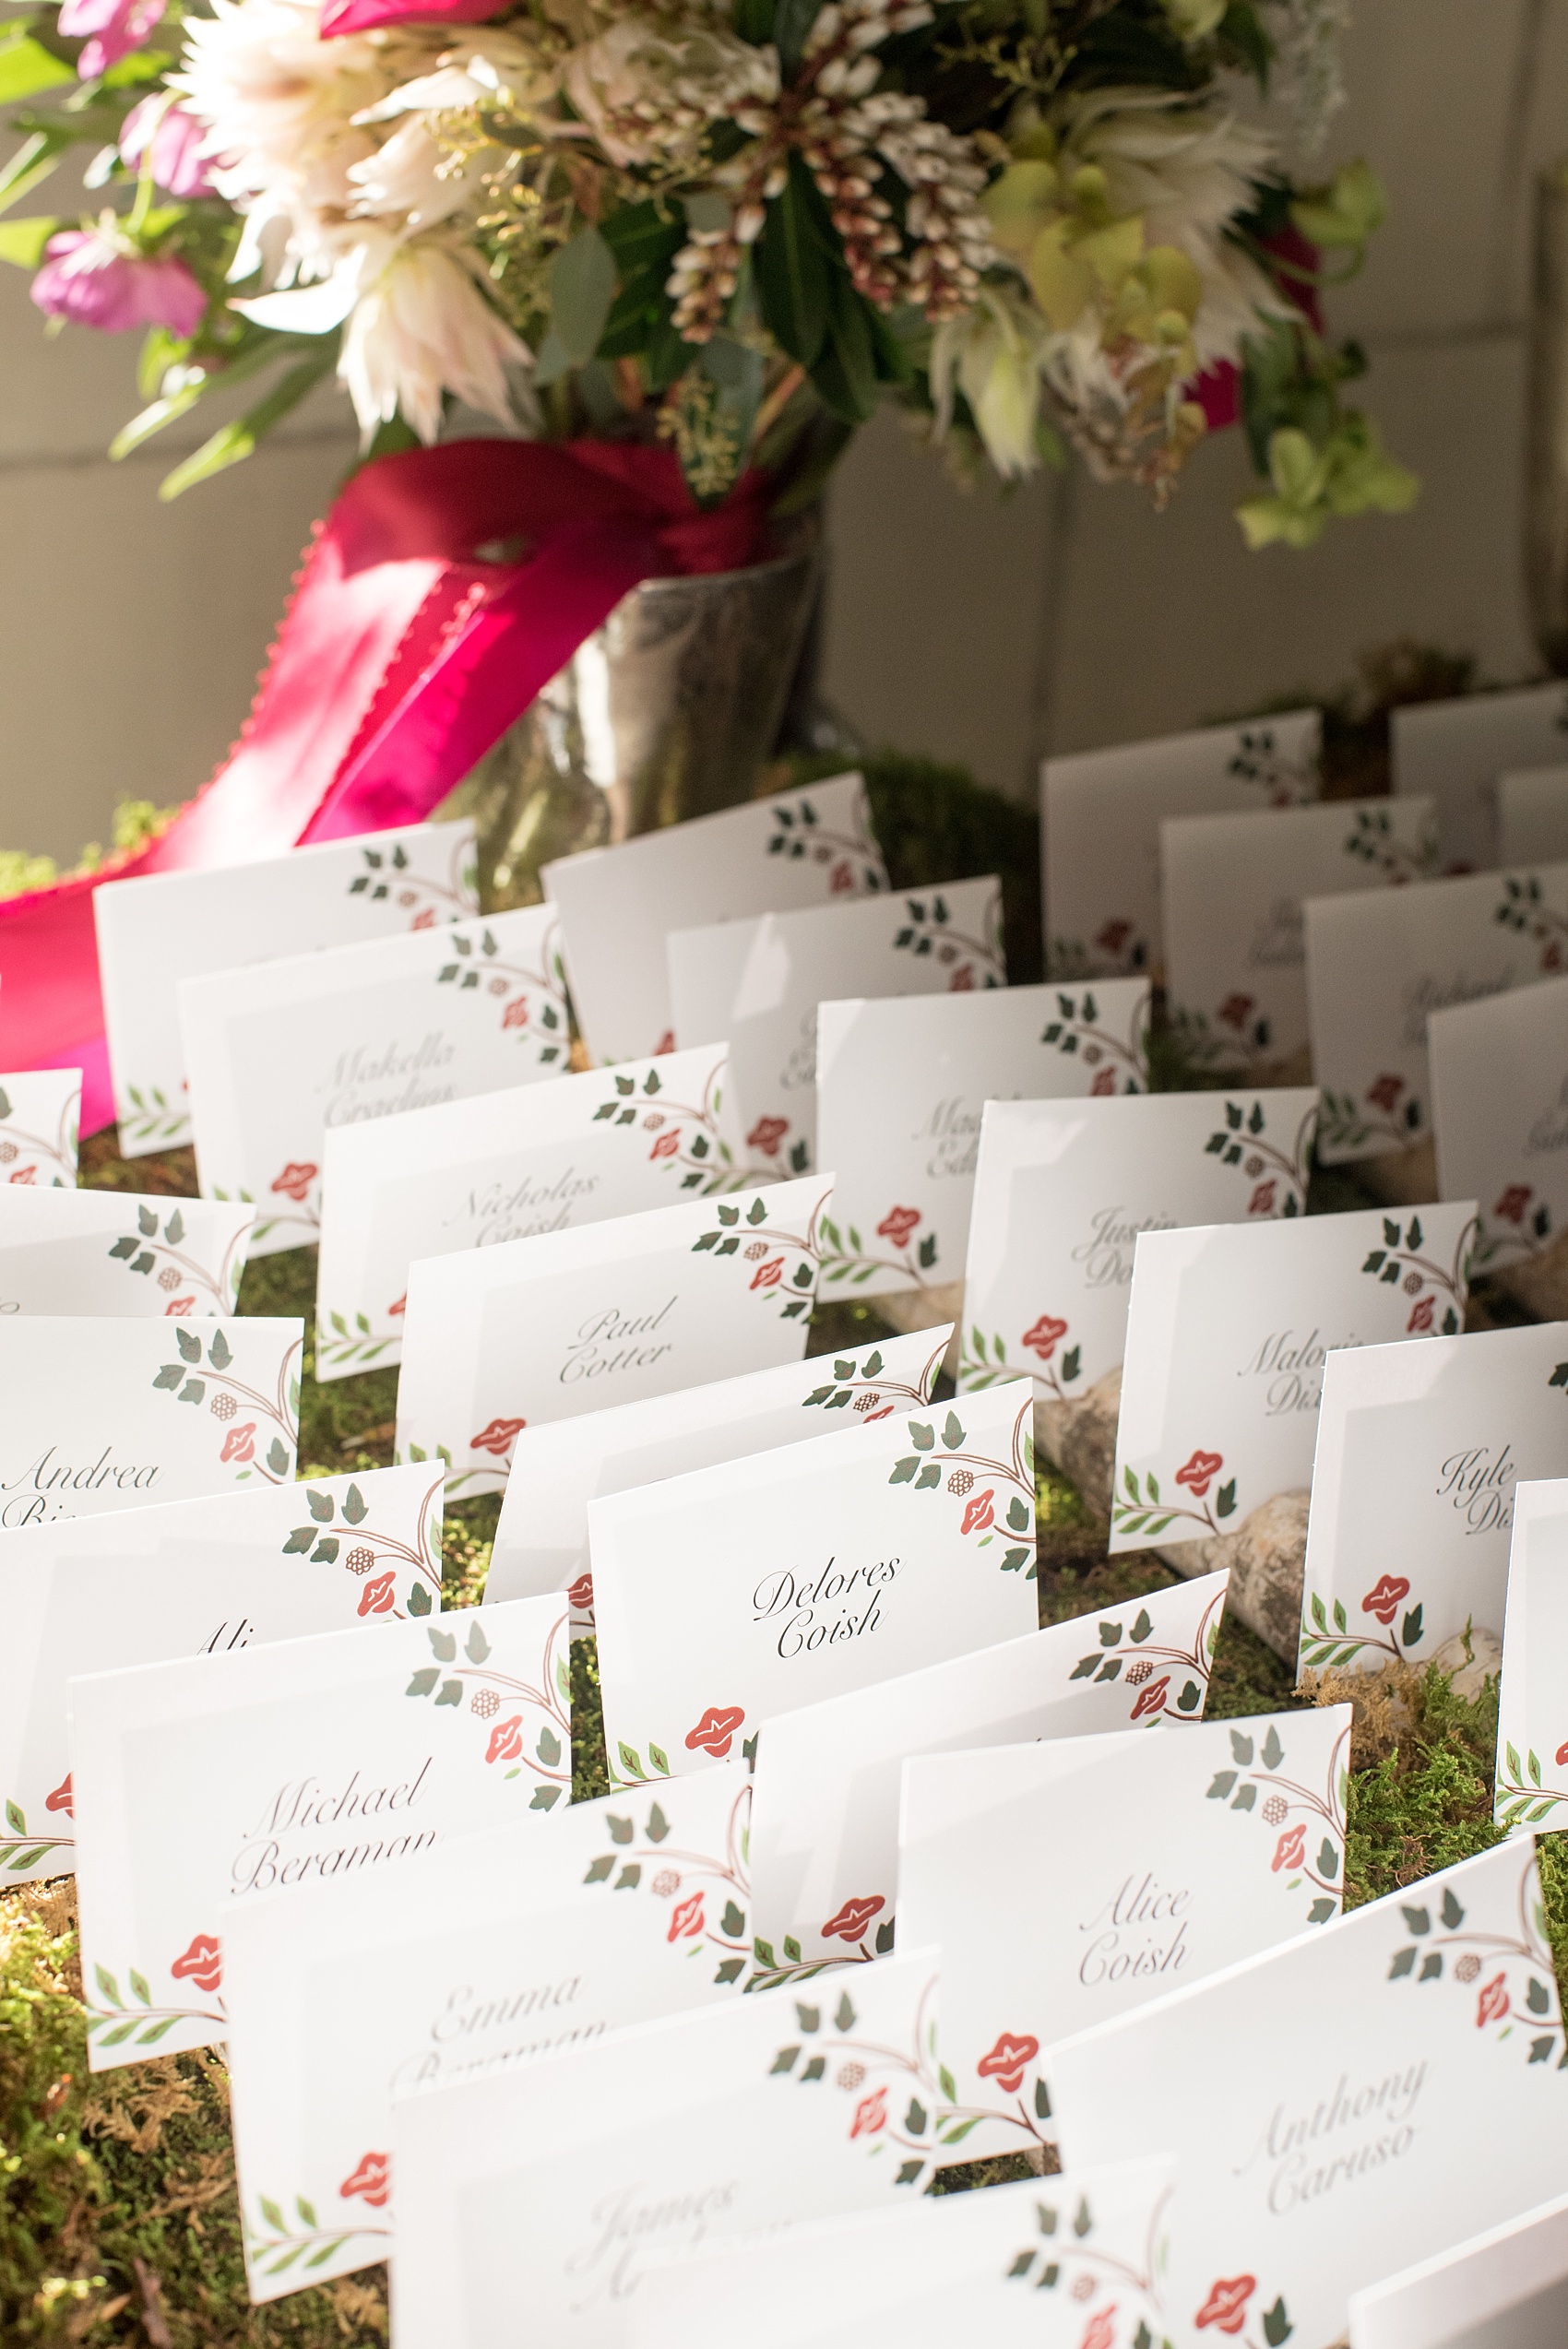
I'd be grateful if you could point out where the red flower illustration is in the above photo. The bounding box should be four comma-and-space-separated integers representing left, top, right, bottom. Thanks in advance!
1218, 993, 1254, 1032
1175, 1449, 1223, 1500
470, 1416, 526, 1457
1361, 1573, 1410, 1626
949, 964, 975, 991
485, 1715, 525, 1765
654, 1029, 675, 1055
649, 1131, 681, 1160
1407, 1296, 1435, 1334
171, 1932, 222, 1994
1366, 1074, 1405, 1114
1557, 1739, 1568, 1768
387, 1293, 407, 1318
667, 1892, 705, 1944
220, 1422, 256, 1465
1477, 1973, 1510, 2028
821, 1894, 885, 1944
1022, 1313, 1069, 1362
270, 1162, 317, 1202
1195, 2277, 1256, 2334
358, 1572, 397, 1619
411, 907, 436, 931
502, 995, 529, 1029
566, 1571, 595, 1613
750, 1256, 785, 1290
747, 1116, 789, 1157
849, 2087, 887, 2139
1130, 1676, 1170, 1722
877, 1206, 921, 1250
829, 860, 854, 894
1248, 1180, 1277, 1216
339, 2151, 390, 2207
977, 2031, 1039, 2095
684, 1704, 745, 1758
8, 1164, 37, 1184
960, 1487, 996, 1536
45, 1774, 72, 1818
1080, 2311, 1118, 2349
1090, 1069, 1116, 1095
1271, 1824, 1306, 1873
164, 1295, 196, 1315
1494, 1184, 1533, 1225
1096, 919, 1132, 955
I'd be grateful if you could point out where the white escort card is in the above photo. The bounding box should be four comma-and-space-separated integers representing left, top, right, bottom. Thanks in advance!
1430, 974, 1568, 1278
95, 821, 478, 1156
0, 1462, 444, 1885
1393, 681, 1568, 872
180, 902, 571, 1257
1299, 1324, 1568, 1683
1161, 799, 1437, 1069
395, 1175, 829, 1494
745, 1572, 1229, 1969
1042, 708, 1321, 979
958, 1089, 1317, 1402
1499, 767, 1568, 867
628, 2160, 1177, 2349
542, 771, 887, 1068
1348, 2185, 1568, 2349
313, 1041, 734, 1382
0, 1188, 255, 1316
1110, 1203, 1478, 1561
222, 1764, 752, 2301
1495, 1476, 1568, 1832
0, 1067, 80, 1184
1304, 862, 1568, 1164
485, 1327, 950, 1619
1040, 1839, 1568, 2349
391, 1947, 944, 2349
898, 1708, 1351, 2165
69, 1593, 568, 2070
814, 982, 1150, 1300
591, 1381, 1039, 1786
0, 1314, 300, 1532
666, 878, 1005, 1178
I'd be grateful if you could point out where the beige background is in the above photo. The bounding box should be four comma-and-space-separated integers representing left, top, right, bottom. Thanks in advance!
3, 0, 1566, 857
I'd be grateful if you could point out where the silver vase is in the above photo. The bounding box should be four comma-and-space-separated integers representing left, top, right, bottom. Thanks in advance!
445, 521, 822, 909
1526, 167, 1568, 673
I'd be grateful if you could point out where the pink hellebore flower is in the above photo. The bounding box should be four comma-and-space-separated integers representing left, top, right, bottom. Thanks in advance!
119, 96, 216, 198
56, 0, 166, 81
321, 0, 505, 31
31, 225, 206, 338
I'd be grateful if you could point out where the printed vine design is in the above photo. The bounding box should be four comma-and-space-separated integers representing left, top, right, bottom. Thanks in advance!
594, 1059, 736, 1192
1473, 1181, 1555, 1271
86, 1933, 225, 2050
1047, 918, 1145, 981
435, 920, 570, 1068
280, 1472, 443, 1619
119, 1084, 190, 1153
612, 1701, 742, 1796
1193, 2275, 1295, 2347
891, 892, 1005, 991
403, 1610, 572, 1807
0, 1079, 78, 1182
1004, 2180, 1174, 2348
962, 1312, 1079, 1402
1317, 1073, 1423, 1156
1385, 1861, 1565, 2068
1203, 1097, 1313, 1216
1168, 994, 1273, 1069
1, 1780, 75, 1874
1113, 1447, 1237, 1543
245, 2187, 389, 2284
107, 1200, 247, 1314
691, 1190, 826, 1321
1300, 1571, 1427, 1675
151, 1325, 301, 1484
1495, 874, 1568, 974
1039, 989, 1148, 1094
315, 1299, 405, 1374
1206, 1718, 1348, 1926
766, 792, 885, 896
801, 1335, 946, 1423
348, 831, 477, 924
1064, 1584, 1224, 1725
1227, 725, 1317, 807
214, 1163, 321, 1252
1496, 1735, 1568, 1832
1359, 1209, 1473, 1335
1341, 806, 1438, 884
815, 1204, 938, 1289
888, 1399, 1036, 1575
581, 1782, 767, 1987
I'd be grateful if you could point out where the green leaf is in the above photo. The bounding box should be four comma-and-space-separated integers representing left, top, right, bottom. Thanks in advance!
549, 223, 617, 364
647, 1744, 670, 1775
537, 1725, 562, 1766
0, 34, 74, 103
618, 1743, 647, 1781
1401, 1904, 1431, 1935
435, 1679, 463, 1706
529, 1784, 562, 1809
835, 1991, 857, 2033
465, 1619, 491, 1664
755, 152, 831, 367
342, 1482, 368, 1524
405, 1667, 439, 1696
770, 2046, 800, 2073
0, 211, 57, 266
583, 1855, 614, 1883
160, 347, 338, 501
1262, 1725, 1284, 1770
942, 1410, 965, 1450
129, 1970, 151, 2005
1388, 1946, 1416, 1978
407, 1583, 432, 1617
1207, 1771, 1238, 1800
1131, 1608, 1152, 1642
4, 1800, 22, 1835
176, 1326, 202, 1362
1263, 2296, 1293, 2347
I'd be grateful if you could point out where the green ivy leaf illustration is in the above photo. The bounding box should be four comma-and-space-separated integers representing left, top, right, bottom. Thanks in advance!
1440, 1888, 1465, 1929
583, 1856, 613, 1883
647, 1802, 670, 1843
1217, 1478, 1237, 1519
1307, 1898, 1336, 1924
1387, 1946, 1416, 1978
942, 1410, 965, 1450
434, 1679, 462, 1707
835, 1992, 857, 2033
466, 1620, 491, 1664
1419, 1952, 1443, 1980
1263, 2296, 1293, 2346
648, 1744, 670, 1775
407, 1584, 432, 1616
537, 1726, 562, 1766
529, 1785, 562, 1809
312, 1536, 339, 1565
175, 1326, 201, 1364
617, 1744, 647, 1782
267, 1439, 289, 1476
909, 1420, 934, 1451
915, 1463, 940, 1489
1261, 1726, 1284, 1770
1318, 1840, 1338, 1880
770, 2046, 800, 2074
1230, 1731, 1254, 1765
1207, 1771, 1238, 1800
1401, 1904, 1431, 1934
1176, 1679, 1201, 1712
306, 1489, 334, 1524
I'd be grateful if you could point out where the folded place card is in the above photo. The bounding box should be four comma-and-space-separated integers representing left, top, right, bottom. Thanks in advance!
898, 1707, 1351, 2167
1305, 862, 1568, 1164
542, 772, 887, 1068
222, 1763, 751, 2301
69, 1593, 568, 2070
391, 1947, 943, 2349
958, 1090, 1317, 1404
180, 902, 571, 1257
395, 1175, 830, 1495
1042, 709, 1321, 980
591, 1380, 1039, 1787
745, 1571, 1229, 1971
1041, 1838, 1568, 2349
814, 981, 1150, 1300
1299, 1325, 1568, 1684
1161, 799, 1438, 1070
628, 2160, 1177, 2349
0, 1314, 301, 1533
1347, 2184, 1568, 2349
667, 878, 1005, 1179
1495, 1477, 1568, 1832
0, 1188, 254, 1316
1499, 767, 1568, 867
313, 1040, 734, 1381
485, 1326, 950, 1619
1429, 973, 1568, 1278
0, 1067, 80, 1185
0, 1462, 444, 1885
1393, 682, 1568, 872
95, 821, 478, 1156
1110, 1203, 1478, 1561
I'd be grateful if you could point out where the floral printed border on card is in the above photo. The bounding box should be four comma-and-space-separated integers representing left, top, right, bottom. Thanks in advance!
1429, 972, 1568, 1275
0, 1189, 255, 1317
1496, 1477, 1568, 1832
0, 1068, 80, 1186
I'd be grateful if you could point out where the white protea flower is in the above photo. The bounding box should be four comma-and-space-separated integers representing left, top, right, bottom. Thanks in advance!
336, 231, 529, 445
346, 115, 496, 229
